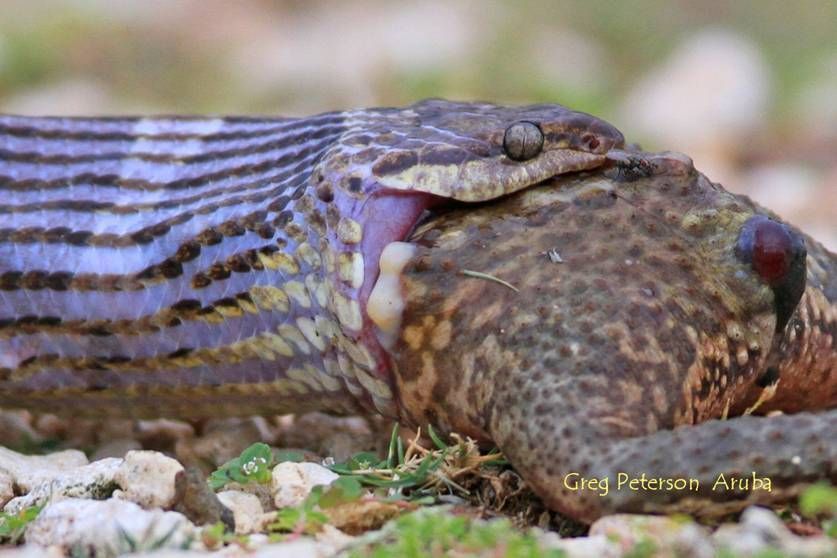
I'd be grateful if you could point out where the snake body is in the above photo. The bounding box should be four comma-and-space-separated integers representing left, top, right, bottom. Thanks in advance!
0, 100, 834, 522
0, 100, 622, 419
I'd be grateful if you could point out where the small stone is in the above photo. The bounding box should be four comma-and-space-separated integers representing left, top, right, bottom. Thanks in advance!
271, 462, 338, 509
0, 446, 88, 492
0, 545, 64, 557
713, 506, 836, 557
538, 531, 620, 558
3, 457, 121, 515
323, 499, 405, 535
249, 539, 322, 558
0, 470, 13, 508
316, 524, 357, 555
24, 498, 195, 555
113, 450, 184, 509
216, 490, 270, 534
173, 467, 234, 529
590, 514, 713, 558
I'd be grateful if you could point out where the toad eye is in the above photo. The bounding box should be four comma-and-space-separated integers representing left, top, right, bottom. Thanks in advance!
736, 215, 807, 330
503, 121, 544, 161
736, 216, 805, 286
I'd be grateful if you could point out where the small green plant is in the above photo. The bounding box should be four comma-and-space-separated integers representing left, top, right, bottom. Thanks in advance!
345, 508, 566, 558
328, 424, 505, 503
268, 475, 367, 540
268, 488, 329, 539
209, 425, 509, 542
209, 425, 504, 506
799, 483, 837, 517
113, 519, 189, 555
799, 483, 837, 538
623, 538, 658, 558
209, 442, 275, 491
209, 444, 307, 491
0, 504, 43, 545
200, 521, 250, 550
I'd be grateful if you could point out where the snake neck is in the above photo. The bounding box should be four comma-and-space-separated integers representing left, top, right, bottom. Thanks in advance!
0, 112, 415, 418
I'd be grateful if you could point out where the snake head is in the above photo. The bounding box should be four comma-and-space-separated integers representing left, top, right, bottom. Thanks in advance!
309, 101, 624, 413
319, 99, 624, 202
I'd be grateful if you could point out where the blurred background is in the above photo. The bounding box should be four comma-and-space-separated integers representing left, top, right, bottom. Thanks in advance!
0, 0, 834, 247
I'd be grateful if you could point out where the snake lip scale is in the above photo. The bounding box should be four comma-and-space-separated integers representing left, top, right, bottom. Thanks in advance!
0, 99, 834, 522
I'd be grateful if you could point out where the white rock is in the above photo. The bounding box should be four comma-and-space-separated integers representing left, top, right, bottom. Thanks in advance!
24, 498, 195, 557
0, 546, 64, 557
713, 506, 835, 557
0, 447, 88, 491
249, 539, 323, 558
0, 470, 13, 508
591, 514, 713, 558
113, 450, 184, 509
216, 490, 266, 534
315, 524, 357, 556
539, 532, 621, 558
271, 462, 338, 509
3, 458, 122, 515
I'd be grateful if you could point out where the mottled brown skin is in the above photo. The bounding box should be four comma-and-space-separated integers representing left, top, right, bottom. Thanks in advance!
392, 152, 835, 522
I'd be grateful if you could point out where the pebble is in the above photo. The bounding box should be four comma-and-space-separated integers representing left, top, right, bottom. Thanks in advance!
113, 450, 185, 509
713, 506, 835, 557
24, 499, 195, 557
0, 447, 88, 492
0, 470, 13, 508
271, 462, 339, 509
215, 490, 269, 535
2, 457, 121, 515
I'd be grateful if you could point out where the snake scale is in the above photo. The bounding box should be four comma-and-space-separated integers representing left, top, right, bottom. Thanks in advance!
0, 99, 834, 523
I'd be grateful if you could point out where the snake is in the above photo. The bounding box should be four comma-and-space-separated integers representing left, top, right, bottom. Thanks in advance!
0, 99, 834, 523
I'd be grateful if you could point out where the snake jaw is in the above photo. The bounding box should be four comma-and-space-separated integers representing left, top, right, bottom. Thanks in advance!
320, 99, 625, 204
372, 148, 611, 202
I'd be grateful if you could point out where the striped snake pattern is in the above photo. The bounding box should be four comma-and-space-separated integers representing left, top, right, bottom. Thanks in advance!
0, 99, 623, 418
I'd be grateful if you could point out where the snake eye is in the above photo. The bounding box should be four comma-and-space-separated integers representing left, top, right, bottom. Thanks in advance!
503, 121, 544, 161
736, 215, 807, 331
